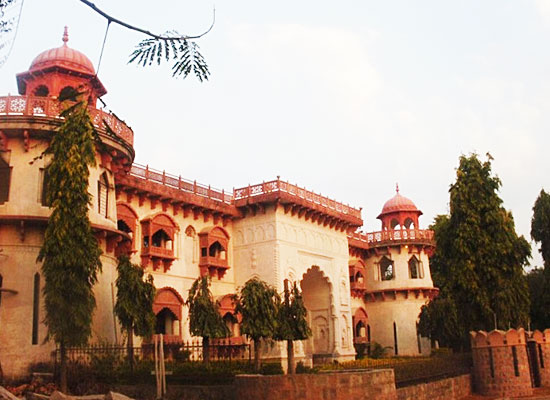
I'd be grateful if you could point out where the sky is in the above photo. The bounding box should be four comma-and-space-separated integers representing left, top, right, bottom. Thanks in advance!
0, 0, 548, 268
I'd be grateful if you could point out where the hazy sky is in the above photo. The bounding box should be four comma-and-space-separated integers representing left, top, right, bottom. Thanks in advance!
1, 1, 548, 267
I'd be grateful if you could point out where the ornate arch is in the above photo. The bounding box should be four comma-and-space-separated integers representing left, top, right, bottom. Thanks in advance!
117, 202, 138, 233
153, 287, 184, 320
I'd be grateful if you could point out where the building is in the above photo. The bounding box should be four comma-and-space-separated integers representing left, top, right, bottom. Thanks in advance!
0, 30, 438, 380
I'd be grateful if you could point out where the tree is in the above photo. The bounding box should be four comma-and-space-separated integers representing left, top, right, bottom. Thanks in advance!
37, 98, 102, 392
527, 189, 550, 329
532, 189, 550, 269
186, 276, 229, 364
419, 154, 531, 350
275, 280, 311, 374
114, 255, 156, 369
235, 278, 280, 372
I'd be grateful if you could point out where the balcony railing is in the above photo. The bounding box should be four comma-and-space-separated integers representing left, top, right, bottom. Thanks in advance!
141, 245, 174, 259
128, 163, 233, 204
350, 280, 366, 291
0, 95, 134, 145
199, 256, 229, 269
234, 178, 362, 219
350, 229, 434, 246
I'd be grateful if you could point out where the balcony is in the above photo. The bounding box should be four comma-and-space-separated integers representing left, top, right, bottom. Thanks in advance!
0, 95, 133, 146
349, 229, 435, 250
199, 256, 230, 280
141, 245, 175, 272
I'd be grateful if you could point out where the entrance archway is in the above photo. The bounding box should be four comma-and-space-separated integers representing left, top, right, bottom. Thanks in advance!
301, 266, 332, 356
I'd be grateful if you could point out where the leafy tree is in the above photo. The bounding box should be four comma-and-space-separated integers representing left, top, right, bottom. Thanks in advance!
235, 278, 280, 372
275, 280, 311, 374
532, 189, 550, 269
186, 276, 229, 364
37, 98, 102, 392
114, 255, 156, 369
419, 154, 531, 350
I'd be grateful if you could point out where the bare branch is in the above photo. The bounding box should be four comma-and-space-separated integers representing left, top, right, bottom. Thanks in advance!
77, 0, 215, 41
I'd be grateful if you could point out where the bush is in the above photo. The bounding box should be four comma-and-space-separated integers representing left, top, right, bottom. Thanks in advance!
369, 342, 392, 359
259, 363, 283, 375
295, 362, 318, 374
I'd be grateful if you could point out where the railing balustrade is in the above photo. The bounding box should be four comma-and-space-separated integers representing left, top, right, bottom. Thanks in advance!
349, 229, 434, 245
0, 95, 134, 145
234, 179, 362, 219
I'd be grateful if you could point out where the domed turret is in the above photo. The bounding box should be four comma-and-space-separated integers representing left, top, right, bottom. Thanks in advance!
16, 27, 106, 104
377, 184, 423, 230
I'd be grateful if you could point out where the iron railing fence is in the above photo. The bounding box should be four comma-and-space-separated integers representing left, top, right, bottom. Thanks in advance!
52, 339, 252, 370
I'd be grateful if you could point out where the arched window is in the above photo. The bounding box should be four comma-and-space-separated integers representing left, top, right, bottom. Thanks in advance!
40, 166, 51, 206
0, 274, 3, 306
380, 257, 394, 281
223, 312, 239, 337
59, 86, 78, 102
0, 157, 11, 204
98, 172, 109, 217
409, 256, 419, 279
390, 219, 400, 230
152, 229, 172, 249
33, 85, 49, 97
404, 218, 415, 229
393, 322, 399, 355
208, 241, 225, 258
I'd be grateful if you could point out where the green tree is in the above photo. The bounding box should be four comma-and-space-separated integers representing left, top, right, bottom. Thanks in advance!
37, 98, 102, 392
114, 255, 156, 369
419, 154, 531, 350
532, 189, 550, 269
275, 280, 311, 374
186, 276, 229, 364
235, 278, 280, 372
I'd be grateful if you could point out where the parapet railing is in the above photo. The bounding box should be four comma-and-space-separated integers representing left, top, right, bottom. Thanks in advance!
0, 95, 134, 146
349, 229, 434, 245
234, 178, 362, 219
128, 163, 233, 204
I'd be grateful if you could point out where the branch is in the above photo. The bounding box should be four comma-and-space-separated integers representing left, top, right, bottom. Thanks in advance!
77, 0, 215, 40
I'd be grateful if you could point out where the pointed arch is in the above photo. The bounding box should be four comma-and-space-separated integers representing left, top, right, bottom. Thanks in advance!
0, 156, 10, 204
379, 256, 394, 281
408, 255, 420, 279
98, 172, 109, 217
153, 287, 184, 320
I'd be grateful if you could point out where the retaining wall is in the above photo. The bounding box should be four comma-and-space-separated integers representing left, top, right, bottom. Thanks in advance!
396, 374, 472, 400
233, 369, 397, 400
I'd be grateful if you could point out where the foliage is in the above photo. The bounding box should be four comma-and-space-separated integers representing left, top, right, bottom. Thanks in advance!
129, 34, 210, 81
419, 154, 531, 349
275, 281, 311, 342
37, 98, 102, 347
114, 255, 156, 339
295, 362, 319, 374
0, 0, 16, 33
526, 267, 550, 330
235, 278, 281, 342
532, 189, 550, 269
234, 278, 280, 371
369, 342, 392, 359
186, 276, 229, 340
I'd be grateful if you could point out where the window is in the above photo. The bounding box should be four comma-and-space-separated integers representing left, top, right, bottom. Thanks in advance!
32, 273, 40, 345
0, 274, 3, 306
98, 173, 109, 217
0, 157, 10, 204
409, 256, 419, 279
33, 85, 49, 97
380, 257, 394, 281
59, 86, 78, 102
393, 322, 399, 355
40, 167, 51, 206
152, 229, 172, 249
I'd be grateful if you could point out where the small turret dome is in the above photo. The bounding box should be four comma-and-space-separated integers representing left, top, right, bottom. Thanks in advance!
29, 27, 95, 75
379, 192, 419, 216
377, 185, 423, 229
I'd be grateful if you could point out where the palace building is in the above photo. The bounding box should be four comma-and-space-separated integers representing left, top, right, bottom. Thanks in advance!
0, 30, 438, 379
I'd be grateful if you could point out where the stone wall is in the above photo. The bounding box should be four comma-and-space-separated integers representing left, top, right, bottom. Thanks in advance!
233, 369, 397, 400
470, 329, 533, 398
532, 329, 550, 387
396, 374, 471, 400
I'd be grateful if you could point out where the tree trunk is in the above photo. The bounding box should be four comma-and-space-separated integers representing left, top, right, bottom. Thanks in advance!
254, 338, 261, 373
60, 341, 67, 394
203, 337, 210, 365
127, 325, 135, 371
287, 340, 295, 374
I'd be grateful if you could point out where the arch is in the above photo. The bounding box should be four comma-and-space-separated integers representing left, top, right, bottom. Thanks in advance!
379, 256, 394, 281
390, 218, 399, 230
153, 287, 184, 320
404, 217, 415, 229
98, 172, 109, 217
198, 226, 230, 278
185, 225, 196, 237
117, 203, 138, 233
353, 308, 368, 340
59, 85, 78, 101
0, 156, 10, 204
199, 226, 230, 239
40, 165, 51, 206
408, 256, 420, 279
33, 85, 49, 97
141, 212, 178, 249
301, 266, 333, 356
32, 272, 40, 345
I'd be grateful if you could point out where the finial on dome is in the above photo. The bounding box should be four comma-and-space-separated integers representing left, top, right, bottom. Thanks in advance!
396, 183, 399, 193
62, 26, 69, 45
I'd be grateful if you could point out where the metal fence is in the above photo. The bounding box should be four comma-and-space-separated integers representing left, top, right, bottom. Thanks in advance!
53, 339, 252, 367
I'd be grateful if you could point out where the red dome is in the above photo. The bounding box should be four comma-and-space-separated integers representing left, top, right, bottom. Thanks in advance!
29, 27, 95, 75
380, 193, 418, 214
